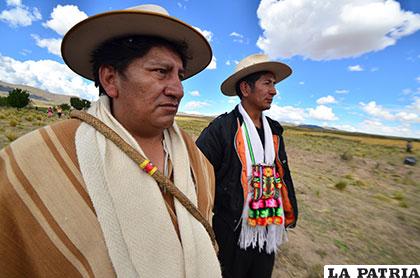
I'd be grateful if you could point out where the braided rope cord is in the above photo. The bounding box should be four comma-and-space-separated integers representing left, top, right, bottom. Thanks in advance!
70, 110, 217, 252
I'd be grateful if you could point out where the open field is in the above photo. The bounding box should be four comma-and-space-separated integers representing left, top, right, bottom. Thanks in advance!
2, 107, 420, 278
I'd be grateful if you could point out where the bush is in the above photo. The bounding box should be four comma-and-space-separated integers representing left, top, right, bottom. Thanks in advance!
335, 181, 347, 190
5, 131, 18, 142
0, 96, 8, 106
340, 151, 353, 161
392, 191, 404, 201
60, 103, 71, 111
7, 88, 30, 109
70, 97, 91, 110
9, 119, 18, 127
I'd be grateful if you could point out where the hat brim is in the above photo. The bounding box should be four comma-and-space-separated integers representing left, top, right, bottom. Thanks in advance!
61, 10, 212, 81
220, 61, 292, 96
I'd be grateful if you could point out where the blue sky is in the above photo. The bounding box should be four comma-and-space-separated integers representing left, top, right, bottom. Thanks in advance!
0, 0, 420, 138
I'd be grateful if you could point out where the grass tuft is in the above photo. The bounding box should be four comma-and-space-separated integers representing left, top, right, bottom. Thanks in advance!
9, 119, 18, 127
335, 180, 347, 190
340, 151, 353, 161
5, 131, 18, 142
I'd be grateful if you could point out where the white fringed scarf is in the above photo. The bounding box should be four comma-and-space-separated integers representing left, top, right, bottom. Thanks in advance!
238, 103, 287, 254
75, 96, 221, 278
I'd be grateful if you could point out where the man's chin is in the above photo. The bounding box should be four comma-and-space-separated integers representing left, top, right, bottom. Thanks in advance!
262, 104, 271, 111
158, 115, 176, 129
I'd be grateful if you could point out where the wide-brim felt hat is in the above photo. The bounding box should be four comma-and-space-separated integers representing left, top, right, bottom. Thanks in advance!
221, 54, 292, 96
61, 4, 212, 81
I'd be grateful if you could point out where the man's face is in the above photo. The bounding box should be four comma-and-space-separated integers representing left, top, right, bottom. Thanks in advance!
246, 72, 277, 111
111, 45, 185, 135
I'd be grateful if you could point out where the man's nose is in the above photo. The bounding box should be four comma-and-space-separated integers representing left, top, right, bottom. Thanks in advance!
164, 75, 184, 99
269, 85, 277, 96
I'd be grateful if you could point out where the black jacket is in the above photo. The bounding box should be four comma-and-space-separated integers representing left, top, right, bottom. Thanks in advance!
196, 106, 298, 232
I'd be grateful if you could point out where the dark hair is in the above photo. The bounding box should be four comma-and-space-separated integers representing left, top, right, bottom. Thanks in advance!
91, 35, 189, 95
235, 71, 270, 99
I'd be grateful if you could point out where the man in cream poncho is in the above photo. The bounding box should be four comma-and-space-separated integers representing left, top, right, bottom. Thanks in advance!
0, 4, 221, 278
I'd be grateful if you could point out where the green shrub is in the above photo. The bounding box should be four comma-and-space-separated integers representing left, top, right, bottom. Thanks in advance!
70, 97, 91, 110
340, 151, 353, 161
25, 115, 33, 122
392, 191, 404, 201
9, 119, 18, 127
399, 201, 408, 208
335, 180, 347, 190
60, 103, 71, 111
7, 88, 30, 108
5, 131, 18, 142
0, 96, 8, 106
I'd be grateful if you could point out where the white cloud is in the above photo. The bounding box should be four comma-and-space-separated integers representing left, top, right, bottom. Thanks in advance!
316, 95, 336, 105
299, 81, 304, 85
230, 31, 248, 43
177, 2, 186, 9
0, 5, 41, 27
206, 55, 217, 70
348, 65, 363, 72
225, 60, 239, 66
331, 124, 358, 133
31, 35, 61, 56
416, 76, 420, 83
360, 101, 394, 120
335, 89, 349, 94
189, 90, 200, 97
0, 54, 97, 100
370, 67, 379, 72
194, 26, 213, 42
358, 120, 419, 138
308, 105, 338, 121
334, 121, 420, 138
409, 97, 420, 113
227, 97, 237, 104
19, 49, 31, 56
230, 32, 243, 38
183, 101, 210, 110
6, 0, 21, 6
256, 0, 420, 60
395, 111, 418, 122
266, 104, 306, 124
42, 5, 87, 36
360, 100, 420, 123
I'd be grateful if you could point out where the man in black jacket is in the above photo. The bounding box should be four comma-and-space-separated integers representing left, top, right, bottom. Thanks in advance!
196, 54, 298, 278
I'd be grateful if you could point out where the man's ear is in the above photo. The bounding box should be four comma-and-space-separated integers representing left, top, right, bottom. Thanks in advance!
239, 81, 251, 98
99, 65, 119, 98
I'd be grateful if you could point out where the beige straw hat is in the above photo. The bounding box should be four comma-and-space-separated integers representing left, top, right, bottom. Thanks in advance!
221, 54, 292, 96
61, 4, 212, 81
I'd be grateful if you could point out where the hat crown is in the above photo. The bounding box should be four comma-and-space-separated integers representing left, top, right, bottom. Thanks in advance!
234, 53, 271, 73
126, 4, 169, 16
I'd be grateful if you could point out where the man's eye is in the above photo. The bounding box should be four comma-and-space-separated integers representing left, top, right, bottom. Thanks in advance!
155, 68, 167, 75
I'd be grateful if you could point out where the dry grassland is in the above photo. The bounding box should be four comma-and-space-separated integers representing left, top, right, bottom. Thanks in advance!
1, 108, 419, 278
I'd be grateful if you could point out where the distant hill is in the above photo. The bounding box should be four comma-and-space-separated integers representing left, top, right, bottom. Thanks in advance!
297, 124, 325, 130
0, 80, 78, 107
